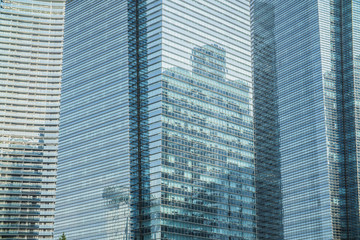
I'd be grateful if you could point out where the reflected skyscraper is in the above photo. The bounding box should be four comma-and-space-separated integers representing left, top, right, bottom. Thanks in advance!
251, 0, 360, 239
157, 43, 256, 239
0, 0, 65, 239
102, 186, 130, 239
54, 0, 279, 239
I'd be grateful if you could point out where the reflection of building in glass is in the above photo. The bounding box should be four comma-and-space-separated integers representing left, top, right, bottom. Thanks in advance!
0, 0, 65, 239
102, 186, 130, 240
158, 43, 256, 239
191, 44, 227, 81
56, 1, 256, 239
251, 0, 360, 239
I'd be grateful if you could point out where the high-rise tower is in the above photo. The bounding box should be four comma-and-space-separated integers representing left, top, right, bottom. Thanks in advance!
250, 1, 283, 239
0, 0, 65, 239
55, 0, 268, 239
251, 0, 360, 239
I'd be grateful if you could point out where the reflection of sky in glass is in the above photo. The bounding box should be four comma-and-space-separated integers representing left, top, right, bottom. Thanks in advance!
160, 1, 252, 83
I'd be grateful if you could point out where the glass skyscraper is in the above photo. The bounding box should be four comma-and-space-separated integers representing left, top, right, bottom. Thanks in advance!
0, 0, 65, 239
251, 0, 360, 239
55, 0, 131, 239
54, 0, 283, 239
250, 1, 283, 239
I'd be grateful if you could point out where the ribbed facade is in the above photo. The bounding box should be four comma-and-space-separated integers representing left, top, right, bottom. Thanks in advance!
250, 1, 283, 239
253, 0, 360, 239
56, 0, 257, 239
0, 0, 65, 239
55, 0, 130, 239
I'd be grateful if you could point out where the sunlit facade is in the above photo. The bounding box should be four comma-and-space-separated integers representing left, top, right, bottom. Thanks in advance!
251, 0, 360, 239
54, 0, 131, 239
55, 0, 261, 239
0, 0, 65, 239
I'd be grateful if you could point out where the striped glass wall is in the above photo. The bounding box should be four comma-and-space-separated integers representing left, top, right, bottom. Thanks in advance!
274, 0, 336, 238
0, 0, 65, 239
54, 0, 131, 239
261, 0, 360, 239
250, 0, 283, 239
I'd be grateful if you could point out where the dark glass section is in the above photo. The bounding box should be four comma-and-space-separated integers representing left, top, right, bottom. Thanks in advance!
250, 1, 283, 239
128, 1, 163, 239
337, 0, 360, 238
128, 0, 151, 238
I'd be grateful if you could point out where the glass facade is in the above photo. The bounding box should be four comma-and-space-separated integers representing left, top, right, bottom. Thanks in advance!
252, 0, 360, 239
54, 0, 131, 239
56, 0, 264, 239
250, 1, 283, 239
0, 0, 65, 239
153, 0, 256, 237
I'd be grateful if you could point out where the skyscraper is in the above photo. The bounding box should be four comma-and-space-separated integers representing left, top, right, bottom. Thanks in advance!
55, 1, 131, 239
0, 0, 65, 239
55, 0, 269, 239
250, 1, 283, 239
251, 0, 360, 239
